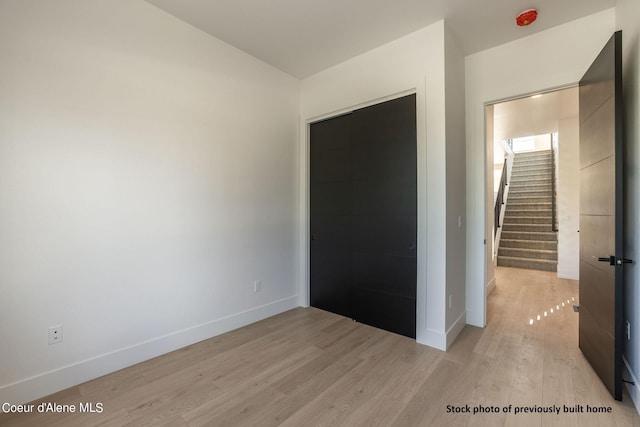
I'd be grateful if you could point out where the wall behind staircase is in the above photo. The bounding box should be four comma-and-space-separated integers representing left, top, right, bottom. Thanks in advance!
496, 126, 579, 278
557, 117, 580, 280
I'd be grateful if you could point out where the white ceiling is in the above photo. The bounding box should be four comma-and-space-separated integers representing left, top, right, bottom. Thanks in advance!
146, 0, 615, 78
493, 86, 578, 142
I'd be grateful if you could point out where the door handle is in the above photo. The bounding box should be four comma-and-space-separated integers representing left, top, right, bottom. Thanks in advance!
593, 255, 616, 266
592, 256, 634, 266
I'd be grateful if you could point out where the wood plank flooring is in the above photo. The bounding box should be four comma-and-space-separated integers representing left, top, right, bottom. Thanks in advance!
1, 267, 638, 426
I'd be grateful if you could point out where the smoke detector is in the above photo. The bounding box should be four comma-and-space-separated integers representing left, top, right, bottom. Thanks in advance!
516, 9, 538, 27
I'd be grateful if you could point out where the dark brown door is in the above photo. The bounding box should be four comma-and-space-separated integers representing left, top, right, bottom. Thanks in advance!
309, 113, 353, 319
578, 31, 624, 400
349, 95, 417, 338
310, 94, 417, 338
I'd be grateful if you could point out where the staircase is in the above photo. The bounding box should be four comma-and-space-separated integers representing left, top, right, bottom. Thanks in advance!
497, 149, 557, 272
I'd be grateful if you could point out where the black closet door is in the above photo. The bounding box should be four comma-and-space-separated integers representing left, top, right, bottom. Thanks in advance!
309, 113, 353, 319
310, 94, 417, 338
351, 95, 417, 338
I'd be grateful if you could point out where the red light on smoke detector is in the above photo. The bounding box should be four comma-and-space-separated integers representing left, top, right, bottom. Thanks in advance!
516, 9, 538, 27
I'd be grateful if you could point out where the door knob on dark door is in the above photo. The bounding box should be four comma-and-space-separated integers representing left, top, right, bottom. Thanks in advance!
593, 255, 616, 266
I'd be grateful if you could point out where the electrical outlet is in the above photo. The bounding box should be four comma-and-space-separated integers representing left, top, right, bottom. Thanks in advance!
254, 280, 262, 292
48, 325, 63, 345
448, 294, 453, 309
626, 321, 631, 340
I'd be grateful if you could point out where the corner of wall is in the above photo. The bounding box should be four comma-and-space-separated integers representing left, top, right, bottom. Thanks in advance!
421, 329, 446, 351
445, 311, 467, 349
486, 275, 496, 296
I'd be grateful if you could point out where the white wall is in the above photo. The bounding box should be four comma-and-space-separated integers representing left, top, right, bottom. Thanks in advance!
444, 25, 467, 343
465, 9, 616, 326
494, 140, 507, 167
533, 134, 552, 151
616, 0, 640, 412
0, 0, 300, 404
300, 21, 466, 350
485, 106, 496, 294
557, 118, 580, 280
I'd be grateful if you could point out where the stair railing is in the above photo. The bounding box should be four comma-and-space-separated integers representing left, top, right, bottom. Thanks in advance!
550, 137, 558, 232
494, 158, 508, 237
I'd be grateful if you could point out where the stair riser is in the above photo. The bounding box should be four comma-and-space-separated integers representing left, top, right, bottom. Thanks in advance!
514, 153, 551, 159
498, 248, 558, 260
505, 210, 552, 217
510, 178, 551, 184
513, 159, 552, 167
506, 204, 552, 212
503, 216, 552, 225
509, 190, 553, 197
497, 257, 557, 272
513, 163, 552, 170
512, 158, 551, 165
508, 191, 552, 198
510, 179, 552, 186
499, 239, 557, 250
511, 169, 552, 178
507, 197, 552, 205
507, 200, 551, 205
510, 173, 553, 181
511, 164, 551, 171
509, 179, 551, 189
508, 189, 551, 194
513, 158, 551, 165
500, 231, 557, 241
501, 224, 554, 232
514, 150, 551, 158
511, 179, 552, 187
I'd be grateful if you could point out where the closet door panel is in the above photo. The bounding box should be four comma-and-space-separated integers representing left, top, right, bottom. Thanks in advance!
310, 114, 353, 319
310, 94, 417, 338
350, 94, 417, 338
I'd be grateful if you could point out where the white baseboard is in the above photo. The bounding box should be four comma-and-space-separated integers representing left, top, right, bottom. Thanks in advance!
623, 356, 640, 415
487, 276, 496, 296
465, 308, 484, 328
0, 296, 299, 405
420, 311, 467, 351
422, 328, 446, 351
445, 311, 467, 349
557, 270, 579, 280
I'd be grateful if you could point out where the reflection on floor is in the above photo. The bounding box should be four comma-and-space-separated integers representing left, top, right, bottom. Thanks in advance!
482, 266, 638, 427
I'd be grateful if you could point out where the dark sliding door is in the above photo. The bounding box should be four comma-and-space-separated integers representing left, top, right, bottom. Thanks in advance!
310, 94, 417, 338
310, 112, 353, 319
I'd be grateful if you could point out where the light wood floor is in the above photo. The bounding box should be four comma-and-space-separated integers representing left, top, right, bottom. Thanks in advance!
2, 267, 639, 426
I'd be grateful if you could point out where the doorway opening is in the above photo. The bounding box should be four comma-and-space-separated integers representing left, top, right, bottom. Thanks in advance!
495, 133, 558, 271
486, 86, 580, 295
